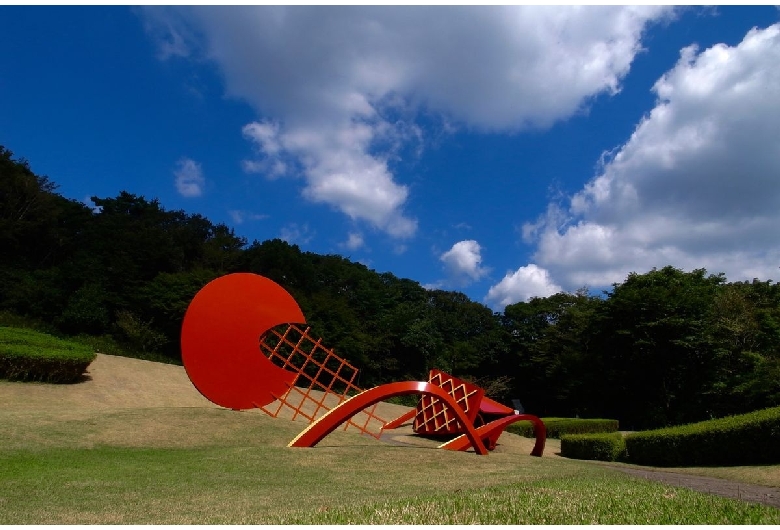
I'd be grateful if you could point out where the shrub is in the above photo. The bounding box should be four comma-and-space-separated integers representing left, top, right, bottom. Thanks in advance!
561, 432, 627, 462
624, 406, 780, 467
69, 333, 180, 365
0, 310, 58, 334
55, 283, 111, 334
114, 310, 167, 354
506, 417, 620, 439
0, 326, 96, 383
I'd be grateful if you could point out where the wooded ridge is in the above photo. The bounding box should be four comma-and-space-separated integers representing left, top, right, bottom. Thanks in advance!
2, 145, 778, 429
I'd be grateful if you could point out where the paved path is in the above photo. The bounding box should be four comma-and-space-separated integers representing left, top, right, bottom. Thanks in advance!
605, 465, 780, 509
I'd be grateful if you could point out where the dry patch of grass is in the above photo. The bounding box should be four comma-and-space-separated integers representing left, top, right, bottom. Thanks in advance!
0, 353, 213, 411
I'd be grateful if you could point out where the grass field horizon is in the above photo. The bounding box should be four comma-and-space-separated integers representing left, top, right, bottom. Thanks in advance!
2, 353, 779, 524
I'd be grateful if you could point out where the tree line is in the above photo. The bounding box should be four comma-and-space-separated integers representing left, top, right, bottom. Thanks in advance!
2, 145, 778, 429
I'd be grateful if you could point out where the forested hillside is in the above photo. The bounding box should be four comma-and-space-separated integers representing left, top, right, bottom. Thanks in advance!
2, 145, 778, 429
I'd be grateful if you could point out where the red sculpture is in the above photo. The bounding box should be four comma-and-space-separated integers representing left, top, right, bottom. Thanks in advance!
290, 381, 489, 455
181, 273, 545, 456
382, 369, 546, 454
181, 273, 302, 410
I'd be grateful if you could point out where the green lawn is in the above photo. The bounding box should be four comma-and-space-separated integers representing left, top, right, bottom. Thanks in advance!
1, 406, 778, 524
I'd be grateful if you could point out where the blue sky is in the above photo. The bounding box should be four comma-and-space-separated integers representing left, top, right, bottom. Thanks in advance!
2, 6, 780, 310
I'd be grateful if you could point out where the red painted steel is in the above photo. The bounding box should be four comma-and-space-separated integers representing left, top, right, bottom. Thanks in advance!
479, 396, 515, 416
181, 273, 388, 438
383, 368, 546, 455
289, 381, 489, 455
256, 323, 387, 438
181, 273, 305, 410
413, 369, 484, 435
439, 414, 547, 456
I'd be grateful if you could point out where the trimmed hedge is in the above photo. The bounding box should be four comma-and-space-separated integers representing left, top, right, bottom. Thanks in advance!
0, 326, 96, 383
561, 432, 627, 462
506, 417, 620, 439
624, 406, 780, 467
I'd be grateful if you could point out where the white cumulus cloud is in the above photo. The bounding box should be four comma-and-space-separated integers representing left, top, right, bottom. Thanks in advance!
146, 6, 673, 238
484, 264, 563, 310
174, 157, 205, 198
341, 232, 365, 251
440, 240, 490, 287
523, 23, 780, 290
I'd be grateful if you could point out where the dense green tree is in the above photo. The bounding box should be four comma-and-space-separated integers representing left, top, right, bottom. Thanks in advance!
598, 267, 725, 428
1, 147, 94, 323
238, 238, 316, 296
705, 279, 780, 415
501, 290, 601, 416
0, 146, 59, 268
425, 290, 503, 377
137, 269, 224, 356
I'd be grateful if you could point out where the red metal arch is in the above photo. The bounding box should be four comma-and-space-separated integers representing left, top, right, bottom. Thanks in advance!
288, 381, 490, 455
439, 414, 546, 457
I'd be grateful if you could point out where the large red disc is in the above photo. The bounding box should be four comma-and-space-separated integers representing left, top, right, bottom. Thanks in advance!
181, 273, 306, 409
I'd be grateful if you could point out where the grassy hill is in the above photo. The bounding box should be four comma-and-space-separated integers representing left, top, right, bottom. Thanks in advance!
1, 354, 779, 524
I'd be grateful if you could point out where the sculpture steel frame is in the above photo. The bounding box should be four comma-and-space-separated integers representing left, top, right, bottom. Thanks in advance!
181, 273, 546, 456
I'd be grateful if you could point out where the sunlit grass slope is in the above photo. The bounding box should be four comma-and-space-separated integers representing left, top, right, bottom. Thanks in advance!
0, 352, 778, 524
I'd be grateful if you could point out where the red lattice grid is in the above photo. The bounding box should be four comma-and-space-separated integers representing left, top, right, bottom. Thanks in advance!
413, 369, 484, 435
256, 323, 386, 438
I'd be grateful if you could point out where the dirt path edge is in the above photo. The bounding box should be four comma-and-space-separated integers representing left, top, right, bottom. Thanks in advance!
603, 465, 780, 509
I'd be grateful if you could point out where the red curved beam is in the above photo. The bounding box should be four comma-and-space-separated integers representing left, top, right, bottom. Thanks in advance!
439, 414, 546, 457
289, 381, 489, 455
